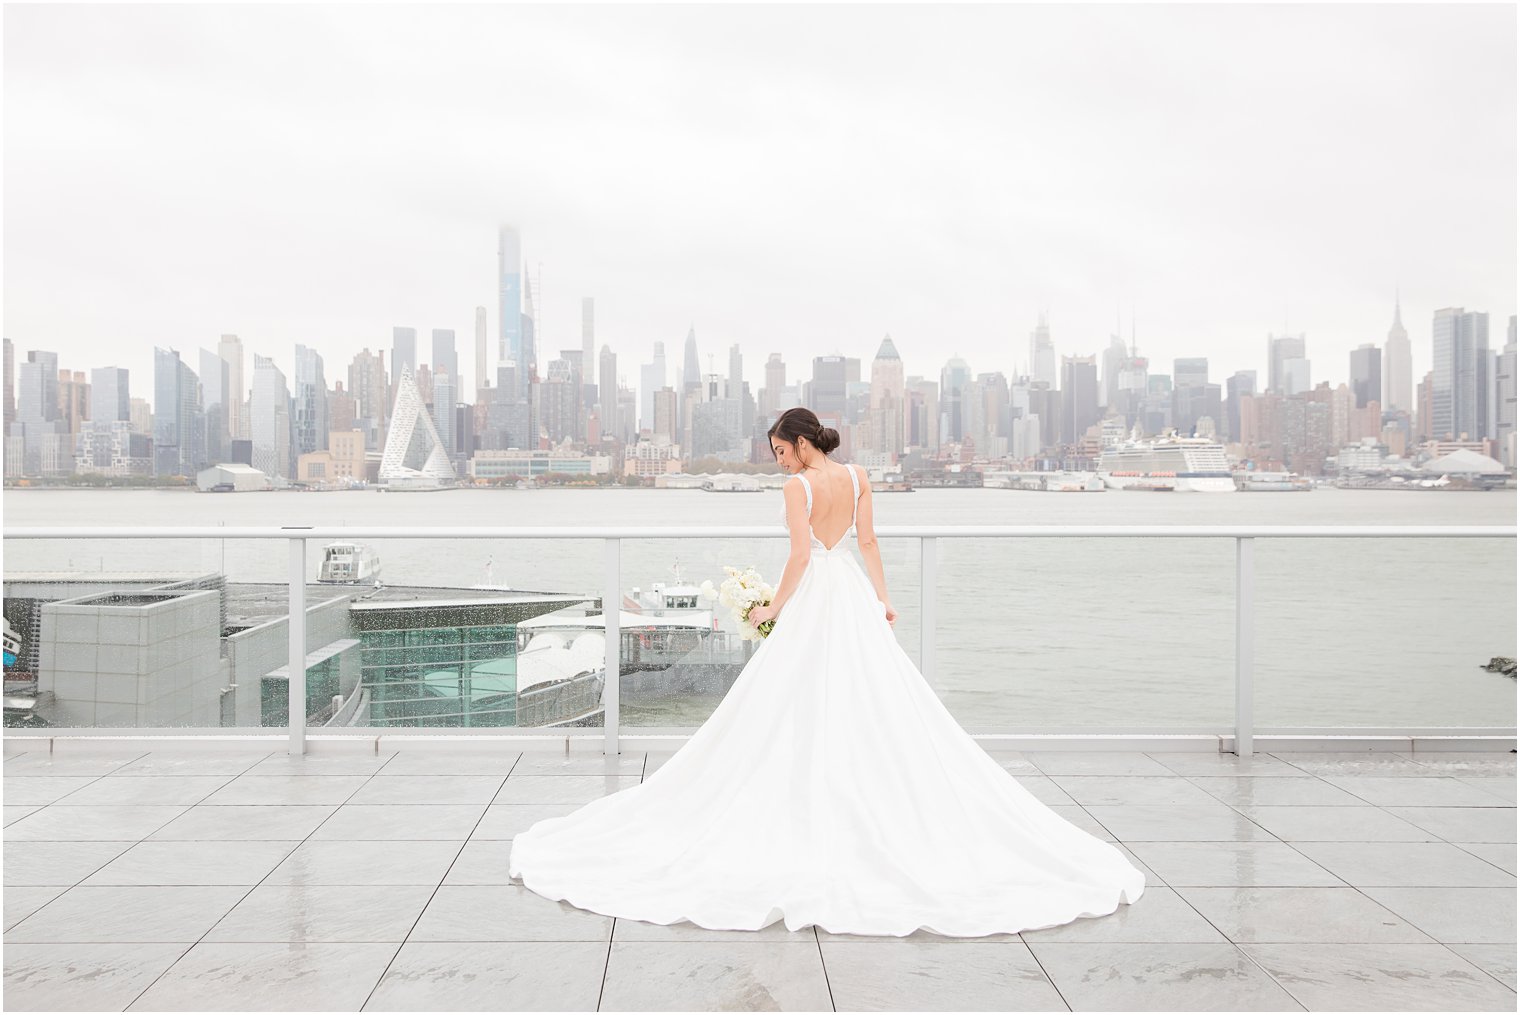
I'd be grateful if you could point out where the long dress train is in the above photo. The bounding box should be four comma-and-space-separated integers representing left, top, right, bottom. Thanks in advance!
507, 466, 1145, 937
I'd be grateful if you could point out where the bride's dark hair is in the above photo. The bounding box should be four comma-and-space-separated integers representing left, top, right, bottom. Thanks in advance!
768, 407, 840, 456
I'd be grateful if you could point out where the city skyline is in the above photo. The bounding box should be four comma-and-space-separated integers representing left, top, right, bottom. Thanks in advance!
3, 4, 1513, 401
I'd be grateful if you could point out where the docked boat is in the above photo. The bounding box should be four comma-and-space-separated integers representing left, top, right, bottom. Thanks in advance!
1099, 432, 1235, 492
318, 542, 382, 584
1235, 471, 1313, 492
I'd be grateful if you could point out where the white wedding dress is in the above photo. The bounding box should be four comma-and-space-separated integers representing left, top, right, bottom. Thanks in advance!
507, 465, 1145, 937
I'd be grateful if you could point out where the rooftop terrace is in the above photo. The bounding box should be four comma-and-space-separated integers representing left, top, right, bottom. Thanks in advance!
2, 739, 1514, 1011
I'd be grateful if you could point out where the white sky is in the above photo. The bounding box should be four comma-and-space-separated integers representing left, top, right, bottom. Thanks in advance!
4, 3, 1515, 406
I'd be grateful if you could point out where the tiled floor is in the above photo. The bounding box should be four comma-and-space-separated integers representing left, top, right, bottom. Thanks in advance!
3, 745, 1515, 1012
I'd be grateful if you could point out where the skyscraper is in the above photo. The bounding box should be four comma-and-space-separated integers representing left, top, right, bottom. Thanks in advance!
1498, 316, 1516, 466
1431, 307, 1488, 440
217, 335, 246, 440
1225, 371, 1257, 444
474, 306, 488, 397
682, 327, 701, 394
599, 345, 617, 419
91, 367, 130, 424
760, 353, 786, 421
1349, 344, 1382, 410
940, 357, 971, 443
1060, 354, 1100, 445
521, 261, 538, 388
198, 349, 230, 464
391, 327, 417, 406
2, 338, 13, 427
498, 226, 523, 391
292, 345, 329, 458
251, 354, 292, 481
1029, 316, 1056, 388
869, 335, 906, 460
153, 347, 203, 478
582, 298, 596, 391
1267, 333, 1306, 394
432, 330, 458, 389
348, 348, 388, 448
1384, 295, 1412, 413
640, 342, 667, 432
812, 355, 850, 422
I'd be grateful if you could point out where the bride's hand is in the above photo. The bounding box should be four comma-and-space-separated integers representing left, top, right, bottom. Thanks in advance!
748, 603, 778, 628
881, 601, 897, 627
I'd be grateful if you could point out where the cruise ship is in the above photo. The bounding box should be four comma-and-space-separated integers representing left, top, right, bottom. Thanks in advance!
1098, 433, 1235, 493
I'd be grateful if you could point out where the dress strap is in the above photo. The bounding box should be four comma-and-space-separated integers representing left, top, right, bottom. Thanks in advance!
792, 472, 813, 515
849, 465, 860, 527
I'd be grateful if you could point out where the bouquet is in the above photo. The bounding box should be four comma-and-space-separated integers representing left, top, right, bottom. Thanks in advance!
700, 566, 776, 642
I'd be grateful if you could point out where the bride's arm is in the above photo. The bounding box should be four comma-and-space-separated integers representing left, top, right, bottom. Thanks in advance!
853, 466, 897, 624
750, 477, 813, 625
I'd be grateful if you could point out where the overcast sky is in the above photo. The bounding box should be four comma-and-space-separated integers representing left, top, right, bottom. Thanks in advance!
4, 3, 1515, 407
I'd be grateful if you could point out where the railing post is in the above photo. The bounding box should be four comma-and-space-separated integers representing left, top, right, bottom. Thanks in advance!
1235, 536, 1254, 757
920, 536, 936, 683
603, 537, 620, 755
287, 535, 307, 756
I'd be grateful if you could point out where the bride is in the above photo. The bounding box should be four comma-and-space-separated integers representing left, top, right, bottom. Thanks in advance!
507, 407, 1145, 937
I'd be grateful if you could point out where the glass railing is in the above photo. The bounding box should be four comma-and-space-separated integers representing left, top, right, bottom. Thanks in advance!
3, 525, 1514, 755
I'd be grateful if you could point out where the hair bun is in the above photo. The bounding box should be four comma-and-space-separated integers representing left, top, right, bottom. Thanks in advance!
814, 426, 841, 455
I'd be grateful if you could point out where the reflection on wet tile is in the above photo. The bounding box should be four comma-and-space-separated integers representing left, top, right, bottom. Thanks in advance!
1085, 804, 1277, 842
1125, 841, 1343, 887
1020, 886, 1226, 943
308, 804, 485, 841
600, 940, 833, 1011
3, 840, 136, 886
1172, 886, 1431, 943
3, 887, 66, 932
82, 840, 299, 886
1242, 942, 1517, 1011
6, 806, 188, 842
346, 775, 505, 806
200, 775, 370, 806
2, 777, 99, 805
1447, 943, 1519, 991
1230, 805, 1437, 842
127, 941, 395, 1011
1026, 752, 1177, 777
56, 776, 232, 807
443, 839, 519, 885
147, 805, 336, 841
373, 751, 522, 777
4, 943, 189, 1012
1025, 941, 1302, 1011
1321, 776, 1515, 808
1154, 754, 1305, 778
264, 839, 462, 886
1384, 806, 1517, 843
203, 884, 435, 943
1290, 841, 1517, 888
1048, 776, 1219, 807
508, 752, 646, 777
411, 885, 612, 942
5, 885, 247, 942
473, 804, 580, 840
613, 915, 814, 942
1186, 776, 1369, 806
365, 941, 606, 1012
493, 775, 641, 805
1358, 887, 1516, 944
820, 938, 1063, 1011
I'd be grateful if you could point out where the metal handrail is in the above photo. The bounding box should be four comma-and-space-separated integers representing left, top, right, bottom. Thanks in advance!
5, 524, 1515, 538
5, 524, 1515, 758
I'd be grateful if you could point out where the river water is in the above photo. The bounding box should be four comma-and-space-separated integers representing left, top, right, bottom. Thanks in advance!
4, 485, 1515, 730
